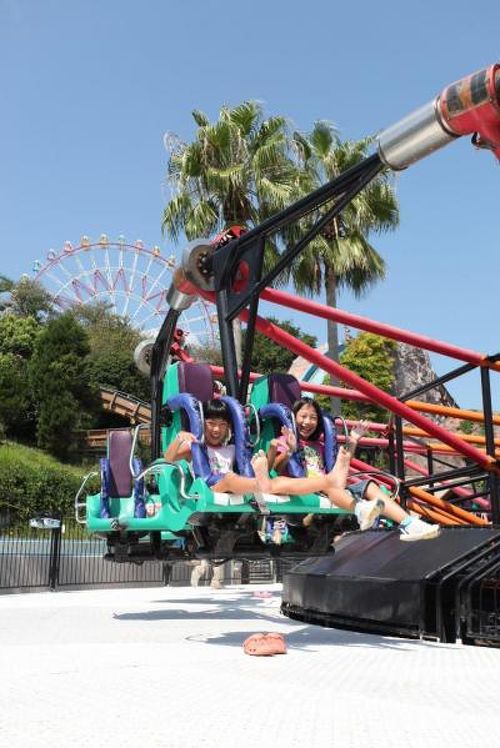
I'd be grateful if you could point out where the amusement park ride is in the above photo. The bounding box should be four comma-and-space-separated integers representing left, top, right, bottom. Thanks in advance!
76, 64, 500, 644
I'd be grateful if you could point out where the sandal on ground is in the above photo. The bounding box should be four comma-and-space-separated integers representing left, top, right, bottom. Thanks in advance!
243, 632, 287, 656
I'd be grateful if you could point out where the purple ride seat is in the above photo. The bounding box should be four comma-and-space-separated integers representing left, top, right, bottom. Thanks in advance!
99, 430, 145, 518
267, 373, 302, 409
107, 430, 135, 497
176, 362, 214, 401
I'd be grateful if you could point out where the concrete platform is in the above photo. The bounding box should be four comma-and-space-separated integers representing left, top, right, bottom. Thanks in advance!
1, 584, 499, 747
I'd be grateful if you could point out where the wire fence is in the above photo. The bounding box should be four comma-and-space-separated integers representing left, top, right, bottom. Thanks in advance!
0, 517, 292, 594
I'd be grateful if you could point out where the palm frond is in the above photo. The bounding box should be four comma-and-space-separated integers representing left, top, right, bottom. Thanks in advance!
192, 109, 210, 127
227, 101, 262, 136
162, 193, 193, 240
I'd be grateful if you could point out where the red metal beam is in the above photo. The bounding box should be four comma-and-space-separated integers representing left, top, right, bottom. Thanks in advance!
261, 287, 500, 371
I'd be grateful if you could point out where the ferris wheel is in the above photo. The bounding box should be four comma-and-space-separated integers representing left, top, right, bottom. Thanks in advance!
32, 234, 218, 348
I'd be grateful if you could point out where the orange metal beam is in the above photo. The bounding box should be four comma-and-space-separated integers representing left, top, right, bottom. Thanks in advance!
408, 486, 488, 526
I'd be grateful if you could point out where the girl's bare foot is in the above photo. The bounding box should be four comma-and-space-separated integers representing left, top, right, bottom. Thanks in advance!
251, 450, 273, 494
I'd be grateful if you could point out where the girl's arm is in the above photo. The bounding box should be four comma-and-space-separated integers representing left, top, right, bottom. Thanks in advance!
164, 431, 197, 463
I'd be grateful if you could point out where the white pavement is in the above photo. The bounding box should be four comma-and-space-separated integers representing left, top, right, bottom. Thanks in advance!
1, 584, 500, 748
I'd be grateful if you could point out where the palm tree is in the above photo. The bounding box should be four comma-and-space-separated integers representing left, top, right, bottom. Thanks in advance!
290, 122, 399, 409
162, 102, 303, 366
162, 101, 301, 241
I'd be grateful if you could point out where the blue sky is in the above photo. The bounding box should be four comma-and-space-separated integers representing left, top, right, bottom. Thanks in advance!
1, 0, 499, 409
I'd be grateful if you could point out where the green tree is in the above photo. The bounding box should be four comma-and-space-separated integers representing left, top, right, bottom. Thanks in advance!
29, 313, 98, 460
10, 277, 54, 321
328, 332, 397, 422
0, 314, 42, 440
74, 303, 150, 402
162, 101, 300, 240
291, 124, 399, 404
0, 313, 41, 358
0, 353, 33, 439
0, 274, 14, 313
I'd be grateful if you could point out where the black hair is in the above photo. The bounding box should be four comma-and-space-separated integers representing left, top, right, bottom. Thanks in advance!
292, 397, 323, 441
203, 398, 231, 423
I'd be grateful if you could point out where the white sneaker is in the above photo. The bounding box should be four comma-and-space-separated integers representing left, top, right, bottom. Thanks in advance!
354, 498, 385, 531
400, 518, 441, 542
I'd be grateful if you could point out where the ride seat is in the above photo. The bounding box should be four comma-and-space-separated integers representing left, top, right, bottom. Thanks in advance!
100, 429, 145, 519
164, 361, 214, 401
250, 373, 339, 476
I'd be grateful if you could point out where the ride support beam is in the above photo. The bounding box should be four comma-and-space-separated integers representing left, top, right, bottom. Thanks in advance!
210, 365, 499, 427
408, 486, 488, 526
261, 287, 500, 372
403, 425, 500, 449
209, 329, 497, 464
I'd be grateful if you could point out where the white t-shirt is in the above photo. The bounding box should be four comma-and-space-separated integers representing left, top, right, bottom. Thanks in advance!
206, 444, 235, 476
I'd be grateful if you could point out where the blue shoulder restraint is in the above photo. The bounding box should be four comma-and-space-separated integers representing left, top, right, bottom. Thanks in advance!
258, 402, 305, 478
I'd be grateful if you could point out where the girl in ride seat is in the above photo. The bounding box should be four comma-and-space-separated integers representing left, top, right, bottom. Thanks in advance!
265, 396, 440, 542
164, 399, 427, 536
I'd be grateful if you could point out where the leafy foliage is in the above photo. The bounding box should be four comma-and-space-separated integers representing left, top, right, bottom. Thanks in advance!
247, 318, 317, 375
339, 333, 397, 422
0, 313, 41, 357
0, 315, 42, 439
0, 354, 34, 439
316, 332, 397, 421
9, 277, 54, 321
0, 442, 97, 523
29, 313, 98, 460
163, 101, 301, 241
458, 420, 474, 435
74, 304, 150, 402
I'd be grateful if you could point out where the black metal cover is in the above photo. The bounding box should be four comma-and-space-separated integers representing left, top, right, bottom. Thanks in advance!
281, 527, 500, 644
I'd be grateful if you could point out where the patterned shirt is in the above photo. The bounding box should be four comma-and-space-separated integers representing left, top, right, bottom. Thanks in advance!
276, 435, 325, 477
206, 444, 235, 476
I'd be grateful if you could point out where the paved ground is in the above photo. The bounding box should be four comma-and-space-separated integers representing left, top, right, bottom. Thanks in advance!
1, 584, 499, 748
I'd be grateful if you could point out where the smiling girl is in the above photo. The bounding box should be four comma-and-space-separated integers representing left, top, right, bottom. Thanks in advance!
265, 396, 441, 542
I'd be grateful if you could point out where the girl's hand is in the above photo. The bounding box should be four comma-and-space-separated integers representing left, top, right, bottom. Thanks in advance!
281, 426, 297, 453
177, 431, 197, 444
349, 420, 369, 442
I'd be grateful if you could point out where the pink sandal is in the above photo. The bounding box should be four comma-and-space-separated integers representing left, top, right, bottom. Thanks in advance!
243, 632, 287, 656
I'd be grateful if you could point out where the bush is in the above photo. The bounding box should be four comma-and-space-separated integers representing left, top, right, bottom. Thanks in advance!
0, 442, 99, 524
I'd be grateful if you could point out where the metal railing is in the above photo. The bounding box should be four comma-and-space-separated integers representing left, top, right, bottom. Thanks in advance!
0, 517, 286, 593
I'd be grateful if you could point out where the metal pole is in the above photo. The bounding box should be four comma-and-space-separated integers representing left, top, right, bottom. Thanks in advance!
394, 416, 407, 508
215, 289, 239, 397
49, 521, 62, 591
480, 367, 500, 525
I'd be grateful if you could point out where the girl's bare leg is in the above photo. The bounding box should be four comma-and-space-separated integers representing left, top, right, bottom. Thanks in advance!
251, 452, 327, 495
364, 481, 407, 524
212, 474, 258, 494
